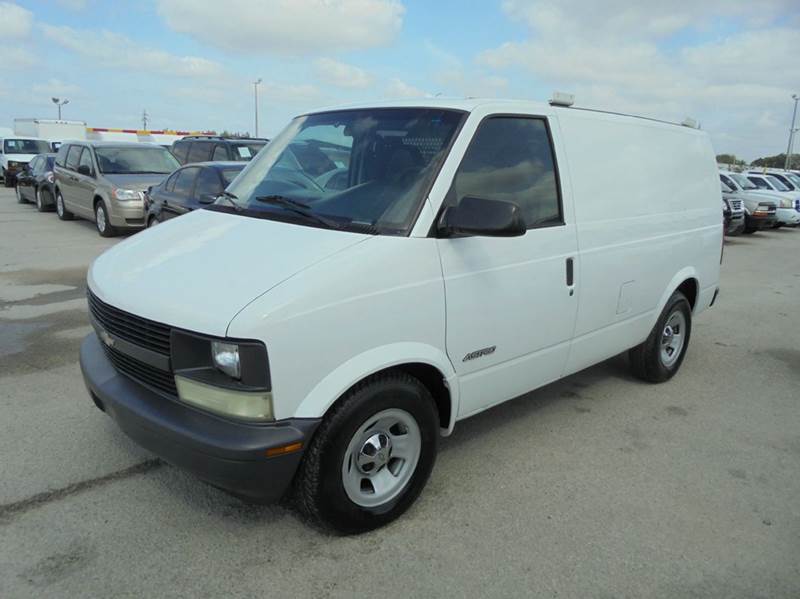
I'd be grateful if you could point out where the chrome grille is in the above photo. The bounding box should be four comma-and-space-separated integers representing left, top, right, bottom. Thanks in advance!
729, 199, 742, 211
88, 290, 171, 355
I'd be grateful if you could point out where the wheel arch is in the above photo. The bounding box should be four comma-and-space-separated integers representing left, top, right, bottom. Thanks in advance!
654, 268, 700, 327
293, 343, 459, 435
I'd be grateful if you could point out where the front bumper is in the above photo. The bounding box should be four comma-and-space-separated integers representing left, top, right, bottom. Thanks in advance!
775, 208, 800, 226
107, 199, 146, 228
726, 214, 745, 235
745, 213, 777, 230
80, 334, 320, 502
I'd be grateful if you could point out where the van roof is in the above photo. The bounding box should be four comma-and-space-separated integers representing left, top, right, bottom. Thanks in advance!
304, 97, 699, 130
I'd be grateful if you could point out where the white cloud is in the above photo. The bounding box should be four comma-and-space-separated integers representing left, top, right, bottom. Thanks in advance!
479, 0, 800, 160
0, 2, 33, 38
41, 24, 225, 79
32, 78, 82, 98
156, 0, 404, 55
384, 78, 427, 99
314, 58, 373, 89
0, 46, 38, 70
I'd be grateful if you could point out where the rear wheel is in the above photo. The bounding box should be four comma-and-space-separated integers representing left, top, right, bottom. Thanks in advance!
629, 291, 692, 383
56, 191, 74, 220
95, 201, 116, 237
293, 372, 439, 534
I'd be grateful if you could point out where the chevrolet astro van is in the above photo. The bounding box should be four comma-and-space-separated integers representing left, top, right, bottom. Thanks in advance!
80, 98, 722, 532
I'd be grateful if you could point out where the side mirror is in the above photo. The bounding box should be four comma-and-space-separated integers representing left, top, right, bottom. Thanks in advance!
77, 164, 93, 177
438, 196, 526, 238
198, 193, 218, 204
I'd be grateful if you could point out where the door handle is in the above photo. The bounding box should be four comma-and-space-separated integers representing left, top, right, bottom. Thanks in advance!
566, 257, 574, 290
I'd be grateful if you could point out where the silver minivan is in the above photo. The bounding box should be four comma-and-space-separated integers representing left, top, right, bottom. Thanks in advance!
53, 141, 179, 236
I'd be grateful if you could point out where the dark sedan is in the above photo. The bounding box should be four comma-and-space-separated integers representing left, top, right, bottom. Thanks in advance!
145, 161, 246, 226
15, 153, 57, 212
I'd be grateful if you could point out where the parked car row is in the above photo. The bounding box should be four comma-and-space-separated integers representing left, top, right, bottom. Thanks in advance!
10, 134, 271, 235
0, 136, 53, 187
719, 169, 800, 234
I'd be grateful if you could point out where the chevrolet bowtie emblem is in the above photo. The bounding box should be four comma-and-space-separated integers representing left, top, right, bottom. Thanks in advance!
98, 328, 115, 348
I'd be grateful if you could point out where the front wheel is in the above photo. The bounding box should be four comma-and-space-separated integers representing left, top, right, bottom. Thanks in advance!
293, 372, 439, 534
95, 202, 116, 237
56, 191, 74, 220
15, 184, 25, 203
629, 291, 692, 383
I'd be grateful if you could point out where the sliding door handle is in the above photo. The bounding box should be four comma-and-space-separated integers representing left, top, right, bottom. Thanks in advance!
566, 257, 574, 287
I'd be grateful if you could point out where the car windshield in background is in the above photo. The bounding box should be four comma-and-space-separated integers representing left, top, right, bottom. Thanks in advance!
95, 146, 180, 174
731, 173, 757, 190
4, 139, 51, 154
231, 143, 267, 161
766, 176, 789, 191
220, 108, 465, 235
221, 167, 245, 185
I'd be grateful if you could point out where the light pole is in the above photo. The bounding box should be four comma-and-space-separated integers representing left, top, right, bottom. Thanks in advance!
52, 97, 69, 120
253, 78, 262, 137
785, 94, 799, 170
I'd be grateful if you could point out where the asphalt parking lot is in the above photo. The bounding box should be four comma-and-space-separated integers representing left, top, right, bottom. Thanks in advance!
1, 186, 799, 598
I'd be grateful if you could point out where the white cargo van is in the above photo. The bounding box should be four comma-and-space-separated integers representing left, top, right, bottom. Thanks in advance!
80, 99, 722, 532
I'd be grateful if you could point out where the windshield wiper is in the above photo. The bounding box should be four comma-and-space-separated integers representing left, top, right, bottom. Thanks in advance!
216, 190, 242, 212
254, 195, 341, 229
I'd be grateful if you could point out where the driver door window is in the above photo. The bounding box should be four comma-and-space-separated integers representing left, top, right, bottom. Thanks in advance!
451, 116, 562, 229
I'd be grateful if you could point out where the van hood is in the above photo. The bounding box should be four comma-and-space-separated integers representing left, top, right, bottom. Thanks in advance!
88, 209, 369, 337
103, 173, 170, 191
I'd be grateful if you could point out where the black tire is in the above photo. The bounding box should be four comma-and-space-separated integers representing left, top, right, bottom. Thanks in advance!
148, 215, 160, 228
36, 188, 50, 212
55, 190, 74, 220
2, 169, 12, 188
292, 371, 439, 534
629, 291, 692, 383
94, 201, 117, 237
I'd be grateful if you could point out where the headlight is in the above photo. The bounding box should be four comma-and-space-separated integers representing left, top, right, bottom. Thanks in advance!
175, 376, 273, 421
8, 161, 21, 168
211, 341, 240, 379
780, 198, 792, 208
112, 188, 143, 201
170, 331, 272, 421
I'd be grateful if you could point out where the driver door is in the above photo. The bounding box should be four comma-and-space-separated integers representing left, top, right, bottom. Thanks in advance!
436, 115, 579, 418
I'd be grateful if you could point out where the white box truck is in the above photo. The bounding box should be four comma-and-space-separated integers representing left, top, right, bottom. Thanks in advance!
14, 119, 87, 145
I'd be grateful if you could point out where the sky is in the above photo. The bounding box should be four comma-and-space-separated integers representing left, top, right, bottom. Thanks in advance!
1, 0, 798, 161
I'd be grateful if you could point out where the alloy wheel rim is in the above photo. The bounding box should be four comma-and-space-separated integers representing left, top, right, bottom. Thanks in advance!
15, 186, 21, 201
57, 195, 64, 216
96, 205, 106, 232
36, 189, 42, 209
341, 408, 421, 508
660, 310, 686, 367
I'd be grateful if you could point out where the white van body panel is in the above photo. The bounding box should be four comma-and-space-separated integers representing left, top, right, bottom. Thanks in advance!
227, 236, 452, 423
553, 109, 720, 375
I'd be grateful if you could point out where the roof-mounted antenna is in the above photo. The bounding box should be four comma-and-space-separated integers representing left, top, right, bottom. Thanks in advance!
549, 91, 575, 107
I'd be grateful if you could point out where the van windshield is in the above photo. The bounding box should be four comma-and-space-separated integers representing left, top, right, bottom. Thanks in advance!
95, 146, 180, 174
730, 173, 757, 190
218, 108, 465, 235
4, 139, 51, 154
